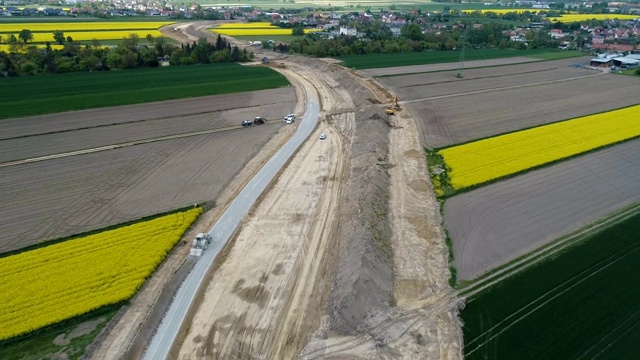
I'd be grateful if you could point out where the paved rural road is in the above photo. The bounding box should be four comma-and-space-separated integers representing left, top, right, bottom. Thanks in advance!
142, 88, 319, 360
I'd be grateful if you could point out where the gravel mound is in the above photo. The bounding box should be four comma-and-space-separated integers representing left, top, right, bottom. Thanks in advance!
329, 105, 394, 335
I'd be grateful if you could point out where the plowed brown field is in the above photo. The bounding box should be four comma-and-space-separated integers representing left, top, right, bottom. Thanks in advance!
377, 59, 640, 148
0, 88, 296, 254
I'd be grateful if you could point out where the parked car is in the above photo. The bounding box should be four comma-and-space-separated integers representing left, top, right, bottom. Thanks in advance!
284, 114, 296, 123
319, 133, 326, 140
241, 120, 253, 127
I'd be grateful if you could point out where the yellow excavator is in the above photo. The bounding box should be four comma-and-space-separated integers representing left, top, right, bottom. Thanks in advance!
385, 97, 401, 115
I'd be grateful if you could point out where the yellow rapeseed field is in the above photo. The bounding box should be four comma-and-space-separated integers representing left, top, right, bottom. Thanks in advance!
0, 208, 202, 341
0, 22, 173, 33
439, 105, 640, 190
22, 30, 164, 42
548, 14, 639, 22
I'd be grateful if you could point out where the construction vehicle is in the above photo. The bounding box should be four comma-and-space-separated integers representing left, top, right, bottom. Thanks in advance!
392, 96, 401, 111
190, 233, 213, 257
385, 97, 401, 115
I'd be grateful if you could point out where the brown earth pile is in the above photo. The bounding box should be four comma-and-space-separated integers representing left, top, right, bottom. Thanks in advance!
328, 105, 394, 335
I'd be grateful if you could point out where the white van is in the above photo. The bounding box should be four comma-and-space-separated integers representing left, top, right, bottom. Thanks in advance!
284, 114, 296, 123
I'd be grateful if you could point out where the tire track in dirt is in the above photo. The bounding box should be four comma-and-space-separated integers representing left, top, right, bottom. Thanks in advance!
269, 118, 349, 359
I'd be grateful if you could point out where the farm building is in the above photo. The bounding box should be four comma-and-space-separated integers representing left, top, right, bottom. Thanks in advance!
591, 53, 640, 68
590, 53, 620, 67
612, 56, 640, 68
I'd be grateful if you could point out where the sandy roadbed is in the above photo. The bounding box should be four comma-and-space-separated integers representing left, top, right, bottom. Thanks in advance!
175, 121, 347, 359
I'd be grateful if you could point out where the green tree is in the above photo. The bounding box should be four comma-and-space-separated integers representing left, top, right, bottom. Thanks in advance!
122, 33, 140, 51
292, 25, 305, 36
401, 23, 423, 41
18, 29, 33, 44
20, 61, 38, 75
53, 30, 65, 44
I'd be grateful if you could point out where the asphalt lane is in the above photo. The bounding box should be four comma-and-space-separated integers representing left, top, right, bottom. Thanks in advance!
142, 88, 318, 360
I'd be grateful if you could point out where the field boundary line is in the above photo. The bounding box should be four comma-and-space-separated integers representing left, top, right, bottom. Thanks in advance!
401, 71, 603, 105
0, 124, 281, 168
395, 67, 560, 88
459, 201, 640, 299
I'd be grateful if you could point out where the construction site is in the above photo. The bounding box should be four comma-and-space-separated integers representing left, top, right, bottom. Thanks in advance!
76, 21, 464, 360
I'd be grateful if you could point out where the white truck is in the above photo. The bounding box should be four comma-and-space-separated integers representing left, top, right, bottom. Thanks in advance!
190, 233, 213, 257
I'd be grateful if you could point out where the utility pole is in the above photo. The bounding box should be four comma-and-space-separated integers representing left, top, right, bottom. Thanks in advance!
457, 26, 468, 78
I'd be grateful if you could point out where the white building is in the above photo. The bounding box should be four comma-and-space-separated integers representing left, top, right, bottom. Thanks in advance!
340, 27, 357, 36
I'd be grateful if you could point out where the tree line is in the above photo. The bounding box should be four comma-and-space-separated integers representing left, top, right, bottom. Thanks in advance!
282, 21, 560, 57
0, 33, 253, 76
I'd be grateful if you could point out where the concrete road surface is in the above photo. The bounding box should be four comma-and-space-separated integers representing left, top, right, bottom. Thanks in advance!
142, 88, 318, 360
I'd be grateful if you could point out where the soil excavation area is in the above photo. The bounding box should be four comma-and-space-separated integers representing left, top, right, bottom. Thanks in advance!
0, 88, 295, 253
377, 58, 640, 148
445, 138, 640, 281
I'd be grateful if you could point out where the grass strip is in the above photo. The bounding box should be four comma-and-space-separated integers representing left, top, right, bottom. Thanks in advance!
0, 304, 121, 360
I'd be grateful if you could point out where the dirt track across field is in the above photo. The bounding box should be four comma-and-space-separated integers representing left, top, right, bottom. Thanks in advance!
445, 138, 640, 281
0, 88, 295, 254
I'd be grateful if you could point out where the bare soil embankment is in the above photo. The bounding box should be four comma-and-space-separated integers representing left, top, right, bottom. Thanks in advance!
327, 105, 394, 336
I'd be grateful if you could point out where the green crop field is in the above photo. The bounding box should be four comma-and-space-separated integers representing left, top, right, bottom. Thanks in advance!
338, 49, 584, 69
462, 210, 640, 359
0, 63, 289, 119
0, 305, 119, 360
